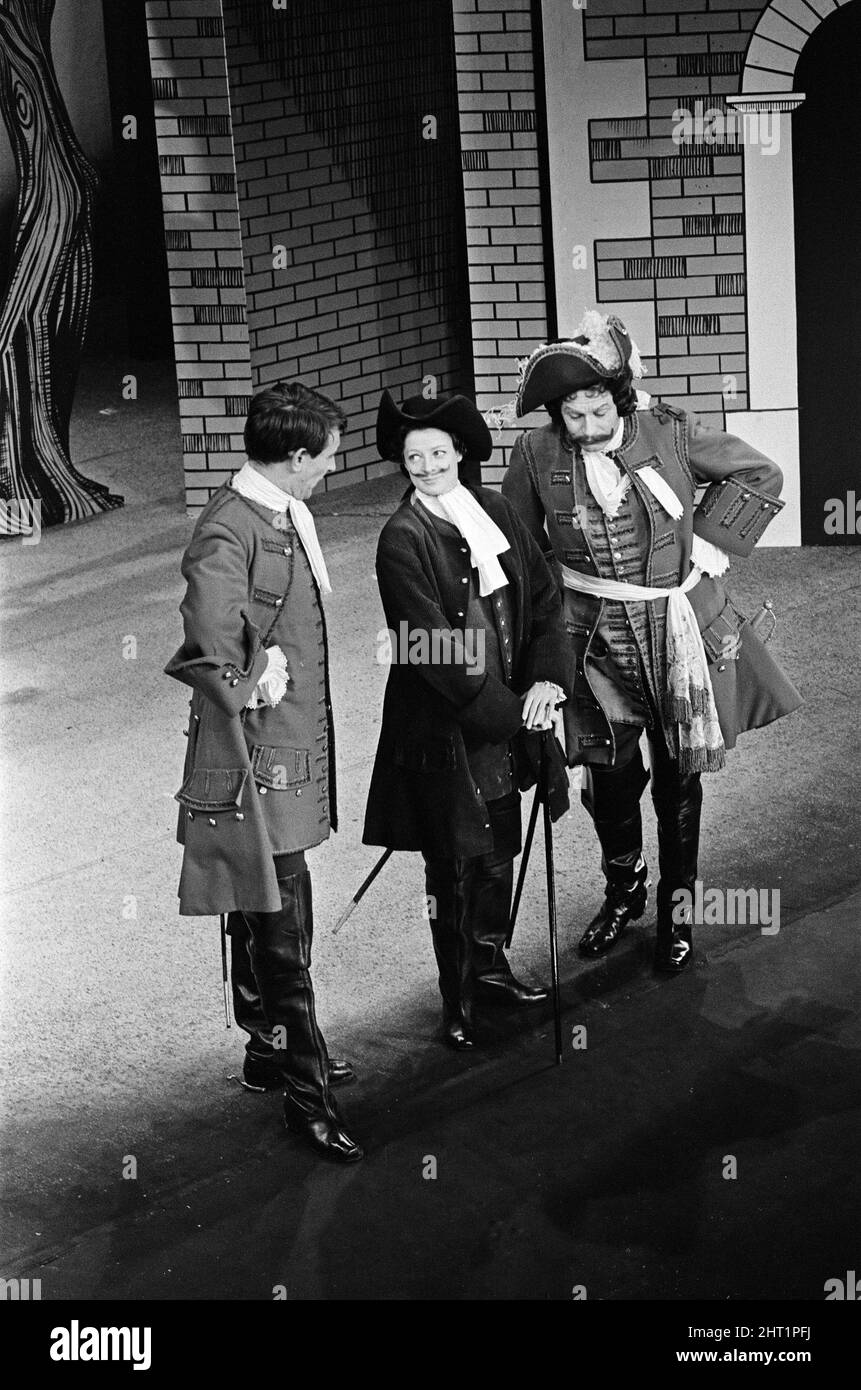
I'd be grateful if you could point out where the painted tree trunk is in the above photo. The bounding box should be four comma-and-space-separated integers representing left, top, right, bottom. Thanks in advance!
0, 0, 123, 535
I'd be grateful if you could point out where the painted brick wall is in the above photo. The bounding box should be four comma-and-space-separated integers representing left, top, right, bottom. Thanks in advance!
583, 0, 766, 426
146, 0, 253, 515
221, 5, 470, 490
453, 0, 551, 487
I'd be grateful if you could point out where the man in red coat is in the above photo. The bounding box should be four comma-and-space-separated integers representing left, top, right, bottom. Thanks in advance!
166, 382, 363, 1163
502, 311, 801, 973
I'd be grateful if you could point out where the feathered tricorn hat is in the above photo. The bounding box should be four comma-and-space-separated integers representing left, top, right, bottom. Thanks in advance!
514, 310, 646, 418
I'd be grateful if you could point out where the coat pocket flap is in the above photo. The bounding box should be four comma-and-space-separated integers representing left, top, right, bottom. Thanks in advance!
700, 598, 745, 663
250, 744, 311, 789
392, 737, 457, 774
176, 768, 248, 811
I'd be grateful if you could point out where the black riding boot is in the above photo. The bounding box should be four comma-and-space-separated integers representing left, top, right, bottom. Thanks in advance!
470, 848, 549, 1005
229, 913, 355, 1092
651, 765, 703, 974
240, 869, 363, 1162
579, 750, 650, 957
424, 856, 475, 1050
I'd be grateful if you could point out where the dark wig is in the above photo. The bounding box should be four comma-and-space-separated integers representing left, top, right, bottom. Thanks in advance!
545, 368, 638, 426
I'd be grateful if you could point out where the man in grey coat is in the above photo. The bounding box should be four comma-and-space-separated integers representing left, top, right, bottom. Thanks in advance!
166, 382, 363, 1164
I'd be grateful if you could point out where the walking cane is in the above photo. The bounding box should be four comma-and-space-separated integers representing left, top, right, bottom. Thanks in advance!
506, 782, 540, 949
219, 914, 231, 1028
332, 847, 394, 934
541, 743, 564, 1066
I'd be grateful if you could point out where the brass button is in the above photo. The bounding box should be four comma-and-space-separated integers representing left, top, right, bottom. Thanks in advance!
230, 678, 239, 687
457, 610, 464, 618
717, 663, 726, 672
235, 812, 245, 821
187, 811, 194, 820
275, 598, 283, 606
258, 786, 267, 795
295, 789, 302, 797
460, 577, 468, 584
208, 817, 217, 826
283, 546, 292, 556
461, 546, 468, 554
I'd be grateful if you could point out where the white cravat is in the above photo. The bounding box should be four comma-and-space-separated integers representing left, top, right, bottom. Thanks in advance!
579, 413, 728, 577
231, 460, 332, 595
231, 461, 331, 710
414, 482, 510, 596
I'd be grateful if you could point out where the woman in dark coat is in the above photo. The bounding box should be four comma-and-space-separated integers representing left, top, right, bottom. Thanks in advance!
363, 391, 571, 1049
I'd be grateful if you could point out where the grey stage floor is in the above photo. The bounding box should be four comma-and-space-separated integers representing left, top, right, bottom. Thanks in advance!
0, 357, 859, 1301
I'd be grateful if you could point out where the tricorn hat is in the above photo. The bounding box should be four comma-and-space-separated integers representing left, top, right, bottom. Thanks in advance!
515, 310, 646, 417
376, 390, 493, 486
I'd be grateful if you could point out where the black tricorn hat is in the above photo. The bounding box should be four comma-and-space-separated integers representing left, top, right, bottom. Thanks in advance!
516, 311, 645, 417
376, 390, 493, 486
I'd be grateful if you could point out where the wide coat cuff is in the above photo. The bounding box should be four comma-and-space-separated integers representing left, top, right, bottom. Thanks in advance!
165, 618, 268, 718
456, 671, 525, 744
523, 630, 573, 694
693, 477, 785, 557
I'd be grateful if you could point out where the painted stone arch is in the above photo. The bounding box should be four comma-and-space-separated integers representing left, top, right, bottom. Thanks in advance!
742, 0, 855, 94
736, 0, 859, 545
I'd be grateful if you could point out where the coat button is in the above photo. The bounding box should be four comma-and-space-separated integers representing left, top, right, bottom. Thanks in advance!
283, 546, 292, 555
457, 610, 464, 618
275, 598, 283, 606
460, 577, 468, 584
183, 730, 188, 737
717, 663, 726, 672
295, 789, 302, 797
235, 812, 245, 821
187, 811, 194, 820
460, 546, 468, 554
258, 786, 267, 795
230, 678, 239, 687
208, 817, 217, 826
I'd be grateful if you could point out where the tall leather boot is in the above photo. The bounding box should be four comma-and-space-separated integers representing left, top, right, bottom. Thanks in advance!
243, 869, 363, 1162
471, 848, 549, 1005
228, 913, 355, 1093
424, 856, 475, 1050
578, 751, 651, 957
651, 766, 703, 974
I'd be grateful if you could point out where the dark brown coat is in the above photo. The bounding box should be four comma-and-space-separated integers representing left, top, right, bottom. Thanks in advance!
362, 486, 571, 858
